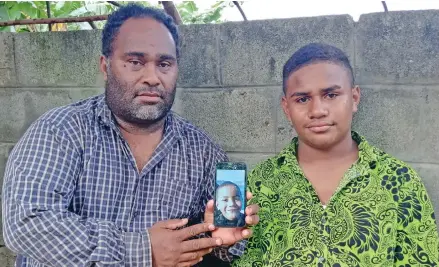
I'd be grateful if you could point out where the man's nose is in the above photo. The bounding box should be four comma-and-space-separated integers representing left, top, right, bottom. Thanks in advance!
309, 98, 329, 119
140, 63, 160, 87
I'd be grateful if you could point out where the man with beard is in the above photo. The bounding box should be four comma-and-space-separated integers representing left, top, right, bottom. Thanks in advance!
2, 4, 259, 267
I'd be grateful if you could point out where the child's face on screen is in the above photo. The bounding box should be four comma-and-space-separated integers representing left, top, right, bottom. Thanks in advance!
216, 185, 242, 221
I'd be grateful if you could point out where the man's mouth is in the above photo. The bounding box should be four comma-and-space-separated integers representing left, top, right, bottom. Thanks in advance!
136, 92, 162, 103
306, 122, 334, 133
138, 92, 160, 97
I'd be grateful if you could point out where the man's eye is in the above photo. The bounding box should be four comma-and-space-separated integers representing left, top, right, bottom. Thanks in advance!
129, 60, 142, 66
159, 62, 171, 68
296, 97, 309, 103
326, 93, 338, 99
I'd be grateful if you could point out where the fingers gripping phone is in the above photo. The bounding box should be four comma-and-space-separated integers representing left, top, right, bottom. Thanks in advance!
214, 162, 247, 228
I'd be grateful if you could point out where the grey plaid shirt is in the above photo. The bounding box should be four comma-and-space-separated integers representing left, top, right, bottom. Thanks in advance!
2, 94, 246, 266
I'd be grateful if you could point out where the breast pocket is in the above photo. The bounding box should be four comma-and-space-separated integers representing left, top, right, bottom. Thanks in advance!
160, 177, 201, 220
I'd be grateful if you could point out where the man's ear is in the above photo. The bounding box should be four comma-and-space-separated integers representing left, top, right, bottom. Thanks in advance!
352, 85, 361, 113
100, 55, 109, 81
281, 94, 292, 124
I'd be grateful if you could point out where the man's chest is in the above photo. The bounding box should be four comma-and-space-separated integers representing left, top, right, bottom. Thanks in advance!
68, 134, 206, 231
260, 172, 400, 266
300, 160, 357, 205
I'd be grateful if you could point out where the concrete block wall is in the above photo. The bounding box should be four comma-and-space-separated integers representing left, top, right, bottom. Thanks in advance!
1, 10, 439, 266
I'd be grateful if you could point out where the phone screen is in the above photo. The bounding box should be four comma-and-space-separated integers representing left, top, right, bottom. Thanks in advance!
214, 162, 247, 228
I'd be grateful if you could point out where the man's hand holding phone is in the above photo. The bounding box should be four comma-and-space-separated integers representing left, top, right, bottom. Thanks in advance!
149, 219, 222, 267
149, 161, 260, 267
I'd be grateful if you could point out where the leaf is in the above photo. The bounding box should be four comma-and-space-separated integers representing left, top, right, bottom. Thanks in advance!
212, 1, 225, 9
36, 8, 44, 18
5, 1, 15, 9
178, 9, 190, 19
0, 25, 12, 32
16, 26, 31, 32
0, 5, 8, 20
186, 1, 198, 13
32, 1, 47, 16
69, 6, 89, 17
34, 1, 46, 8
83, 2, 110, 15
18, 2, 37, 18
203, 9, 221, 23
55, 1, 65, 10
177, 1, 198, 14
53, 1, 84, 17
208, 7, 222, 22
71, 1, 82, 10
67, 23, 81, 31
105, 3, 115, 13
8, 3, 23, 20
53, 1, 71, 17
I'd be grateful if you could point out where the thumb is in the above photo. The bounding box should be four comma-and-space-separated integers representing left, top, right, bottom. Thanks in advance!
157, 218, 189, 230
204, 200, 215, 224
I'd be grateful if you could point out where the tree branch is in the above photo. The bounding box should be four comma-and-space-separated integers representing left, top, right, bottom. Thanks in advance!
88, 21, 97, 29
46, 1, 52, 31
233, 1, 247, 21
0, 15, 108, 27
107, 1, 121, 7
160, 1, 182, 25
382, 1, 388, 12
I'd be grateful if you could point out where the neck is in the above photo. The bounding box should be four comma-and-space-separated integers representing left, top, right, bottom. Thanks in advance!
297, 132, 358, 163
114, 115, 166, 136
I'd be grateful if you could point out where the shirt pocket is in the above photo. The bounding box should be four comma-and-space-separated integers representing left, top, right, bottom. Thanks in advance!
160, 177, 201, 220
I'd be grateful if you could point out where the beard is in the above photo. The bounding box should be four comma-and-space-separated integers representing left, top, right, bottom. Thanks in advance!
105, 68, 176, 127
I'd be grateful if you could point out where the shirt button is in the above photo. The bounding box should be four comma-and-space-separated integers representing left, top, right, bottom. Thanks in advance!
318, 257, 325, 263
321, 218, 326, 224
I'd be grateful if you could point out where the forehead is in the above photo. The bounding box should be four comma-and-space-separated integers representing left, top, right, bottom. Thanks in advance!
217, 185, 238, 195
112, 17, 176, 56
286, 62, 351, 92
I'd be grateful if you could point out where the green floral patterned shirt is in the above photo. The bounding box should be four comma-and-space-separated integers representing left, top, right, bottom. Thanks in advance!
234, 132, 439, 267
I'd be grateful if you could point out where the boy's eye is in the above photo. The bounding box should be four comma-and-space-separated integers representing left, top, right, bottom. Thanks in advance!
296, 97, 310, 103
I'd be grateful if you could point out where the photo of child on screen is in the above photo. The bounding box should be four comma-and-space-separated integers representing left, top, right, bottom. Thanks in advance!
214, 181, 246, 227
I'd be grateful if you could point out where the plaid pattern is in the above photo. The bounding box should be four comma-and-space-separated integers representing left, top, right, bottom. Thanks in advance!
2, 94, 245, 267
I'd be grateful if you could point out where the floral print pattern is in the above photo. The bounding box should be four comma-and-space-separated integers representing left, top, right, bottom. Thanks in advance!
233, 132, 439, 267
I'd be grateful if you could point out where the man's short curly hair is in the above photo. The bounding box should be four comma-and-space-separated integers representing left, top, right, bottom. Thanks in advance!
282, 43, 354, 93
102, 3, 180, 58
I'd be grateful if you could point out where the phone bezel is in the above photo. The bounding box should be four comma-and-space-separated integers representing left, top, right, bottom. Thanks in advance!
213, 162, 247, 228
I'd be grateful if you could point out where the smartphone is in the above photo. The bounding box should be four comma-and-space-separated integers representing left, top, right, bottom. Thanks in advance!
214, 162, 247, 228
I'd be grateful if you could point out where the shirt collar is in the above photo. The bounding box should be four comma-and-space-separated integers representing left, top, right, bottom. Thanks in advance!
96, 94, 114, 128
277, 131, 378, 176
